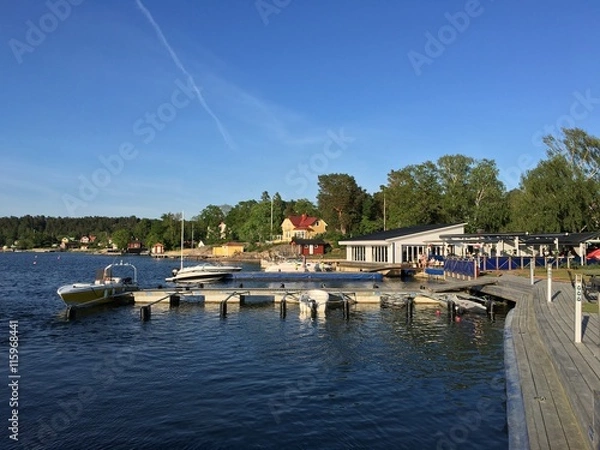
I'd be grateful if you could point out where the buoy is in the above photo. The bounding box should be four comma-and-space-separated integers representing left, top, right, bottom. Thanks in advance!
435, 309, 441, 316
455, 316, 461, 322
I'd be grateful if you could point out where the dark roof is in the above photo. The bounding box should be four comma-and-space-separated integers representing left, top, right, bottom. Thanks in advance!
291, 238, 328, 245
340, 223, 463, 242
440, 232, 600, 246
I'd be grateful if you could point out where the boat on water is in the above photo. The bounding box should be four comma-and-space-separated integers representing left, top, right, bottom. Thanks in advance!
165, 262, 242, 284
262, 257, 332, 273
56, 261, 139, 307
165, 212, 242, 284
299, 289, 345, 314
438, 292, 488, 315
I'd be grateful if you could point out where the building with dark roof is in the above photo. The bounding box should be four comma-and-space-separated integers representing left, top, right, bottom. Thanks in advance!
339, 223, 466, 265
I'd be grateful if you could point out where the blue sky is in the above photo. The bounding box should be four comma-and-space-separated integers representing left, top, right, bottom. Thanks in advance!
1, 0, 599, 218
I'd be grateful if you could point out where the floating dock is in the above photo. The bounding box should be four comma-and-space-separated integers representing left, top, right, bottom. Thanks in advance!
132, 287, 386, 304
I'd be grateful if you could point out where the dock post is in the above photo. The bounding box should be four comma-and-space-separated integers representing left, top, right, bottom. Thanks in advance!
169, 294, 180, 307
406, 297, 414, 320
239, 294, 246, 307
310, 301, 317, 319
219, 300, 227, 318
575, 275, 582, 343
280, 297, 287, 319
448, 300, 456, 321
65, 306, 77, 321
486, 299, 495, 321
140, 305, 151, 321
343, 298, 350, 320
530, 258, 535, 285
547, 266, 553, 303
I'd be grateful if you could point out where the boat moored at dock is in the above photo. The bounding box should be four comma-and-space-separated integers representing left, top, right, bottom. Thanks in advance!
57, 261, 139, 307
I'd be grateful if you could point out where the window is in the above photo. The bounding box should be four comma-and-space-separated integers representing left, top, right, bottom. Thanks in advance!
352, 247, 366, 261
372, 246, 388, 263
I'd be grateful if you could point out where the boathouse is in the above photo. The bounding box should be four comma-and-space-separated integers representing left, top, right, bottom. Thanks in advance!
338, 223, 466, 265
291, 237, 328, 256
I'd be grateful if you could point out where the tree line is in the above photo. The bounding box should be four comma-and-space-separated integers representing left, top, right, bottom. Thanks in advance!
2, 128, 599, 251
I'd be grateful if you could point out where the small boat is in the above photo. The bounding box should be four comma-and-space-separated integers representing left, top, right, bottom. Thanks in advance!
299, 289, 345, 314
57, 261, 139, 307
440, 293, 487, 315
166, 213, 242, 284
165, 262, 242, 284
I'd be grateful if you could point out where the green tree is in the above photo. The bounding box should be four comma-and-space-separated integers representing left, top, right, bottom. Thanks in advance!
111, 229, 131, 250
317, 174, 365, 235
226, 200, 258, 241
197, 205, 226, 244
385, 162, 443, 228
508, 154, 594, 232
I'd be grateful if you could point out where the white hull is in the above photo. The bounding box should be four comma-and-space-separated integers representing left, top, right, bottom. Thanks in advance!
299, 289, 344, 314
166, 263, 242, 284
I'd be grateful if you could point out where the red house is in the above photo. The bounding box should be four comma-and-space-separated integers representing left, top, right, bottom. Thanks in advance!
291, 237, 328, 256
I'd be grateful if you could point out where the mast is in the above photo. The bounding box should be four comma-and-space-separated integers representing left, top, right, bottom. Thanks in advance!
180, 211, 184, 271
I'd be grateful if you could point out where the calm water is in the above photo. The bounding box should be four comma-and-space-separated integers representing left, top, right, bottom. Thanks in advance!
1, 252, 509, 450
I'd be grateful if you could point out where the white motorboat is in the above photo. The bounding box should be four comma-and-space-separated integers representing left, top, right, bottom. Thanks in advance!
299, 289, 345, 314
165, 262, 242, 284
166, 212, 242, 284
56, 261, 139, 307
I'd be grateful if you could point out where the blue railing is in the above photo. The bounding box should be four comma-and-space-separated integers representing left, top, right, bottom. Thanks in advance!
442, 255, 585, 278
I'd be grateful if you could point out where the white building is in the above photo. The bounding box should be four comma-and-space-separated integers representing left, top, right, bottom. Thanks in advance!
339, 223, 466, 265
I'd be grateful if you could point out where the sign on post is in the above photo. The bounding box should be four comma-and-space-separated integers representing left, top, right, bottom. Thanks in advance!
575, 275, 582, 343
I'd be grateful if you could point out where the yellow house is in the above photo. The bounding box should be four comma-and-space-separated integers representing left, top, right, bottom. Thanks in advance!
212, 242, 245, 257
281, 214, 327, 242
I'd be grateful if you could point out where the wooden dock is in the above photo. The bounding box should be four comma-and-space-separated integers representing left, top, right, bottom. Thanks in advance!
505, 274, 595, 449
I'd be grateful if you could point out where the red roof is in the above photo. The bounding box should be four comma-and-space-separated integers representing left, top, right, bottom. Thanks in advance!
288, 214, 318, 230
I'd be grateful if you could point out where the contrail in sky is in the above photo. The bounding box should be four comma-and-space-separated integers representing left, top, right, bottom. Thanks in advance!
135, 0, 236, 150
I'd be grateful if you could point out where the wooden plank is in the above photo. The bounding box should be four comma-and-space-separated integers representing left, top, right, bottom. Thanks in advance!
510, 281, 589, 449
532, 281, 594, 448
427, 277, 498, 292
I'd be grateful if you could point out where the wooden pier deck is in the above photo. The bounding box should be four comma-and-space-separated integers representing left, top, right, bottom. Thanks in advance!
504, 274, 595, 449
